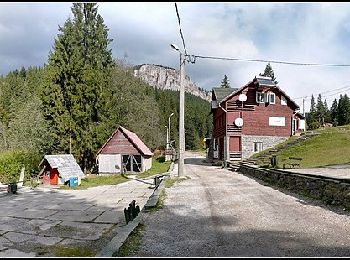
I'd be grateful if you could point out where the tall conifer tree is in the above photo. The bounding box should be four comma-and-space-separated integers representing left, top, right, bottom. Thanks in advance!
41, 3, 113, 171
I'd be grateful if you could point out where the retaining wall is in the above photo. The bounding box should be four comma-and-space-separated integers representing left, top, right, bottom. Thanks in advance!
238, 164, 350, 210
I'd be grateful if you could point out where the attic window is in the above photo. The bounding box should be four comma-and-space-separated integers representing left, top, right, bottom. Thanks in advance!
281, 95, 287, 105
269, 93, 275, 104
256, 92, 267, 103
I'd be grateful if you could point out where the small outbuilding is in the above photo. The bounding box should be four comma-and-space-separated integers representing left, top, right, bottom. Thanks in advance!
96, 126, 153, 174
39, 154, 85, 186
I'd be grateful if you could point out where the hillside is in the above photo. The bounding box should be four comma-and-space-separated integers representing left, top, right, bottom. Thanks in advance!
250, 125, 350, 168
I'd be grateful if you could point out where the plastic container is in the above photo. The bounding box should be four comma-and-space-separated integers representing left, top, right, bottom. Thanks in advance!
69, 177, 78, 187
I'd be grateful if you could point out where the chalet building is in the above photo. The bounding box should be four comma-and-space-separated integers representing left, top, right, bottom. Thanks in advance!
96, 126, 153, 174
211, 76, 305, 161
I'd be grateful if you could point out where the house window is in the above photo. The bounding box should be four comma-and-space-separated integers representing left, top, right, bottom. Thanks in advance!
281, 95, 287, 105
256, 92, 267, 103
253, 142, 263, 153
269, 93, 275, 104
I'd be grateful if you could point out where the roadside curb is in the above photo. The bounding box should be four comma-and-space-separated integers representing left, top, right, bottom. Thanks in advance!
96, 161, 175, 257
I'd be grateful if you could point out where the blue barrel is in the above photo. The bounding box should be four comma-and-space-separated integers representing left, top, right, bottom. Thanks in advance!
69, 177, 78, 187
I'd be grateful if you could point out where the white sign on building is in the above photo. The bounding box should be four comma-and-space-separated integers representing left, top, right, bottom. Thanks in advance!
269, 117, 285, 126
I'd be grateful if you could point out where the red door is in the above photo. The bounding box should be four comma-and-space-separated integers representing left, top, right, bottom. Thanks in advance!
50, 169, 59, 185
229, 136, 241, 160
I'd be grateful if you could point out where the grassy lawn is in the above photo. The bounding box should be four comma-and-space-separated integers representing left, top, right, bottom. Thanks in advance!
277, 125, 350, 168
135, 159, 171, 179
61, 157, 171, 190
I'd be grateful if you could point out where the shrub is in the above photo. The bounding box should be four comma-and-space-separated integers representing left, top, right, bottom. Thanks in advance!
0, 150, 41, 184
156, 156, 165, 163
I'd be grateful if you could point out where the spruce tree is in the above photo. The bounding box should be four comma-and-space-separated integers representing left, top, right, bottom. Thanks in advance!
337, 94, 350, 126
330, 98, 338, 126
316, 94, 325, 126
220, 75, 230, 88
41, 3, 113, 172
259, 63, 278, 84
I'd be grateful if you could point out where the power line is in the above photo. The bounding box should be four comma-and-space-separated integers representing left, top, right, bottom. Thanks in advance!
174, 3, 188, 56
193, 54, 350, 67
293, 85, 350, 100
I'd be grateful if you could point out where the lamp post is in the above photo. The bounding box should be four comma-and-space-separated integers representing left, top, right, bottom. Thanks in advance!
166, 112, 175, 161
171, 43, 185, 177
165, 125, 168, 149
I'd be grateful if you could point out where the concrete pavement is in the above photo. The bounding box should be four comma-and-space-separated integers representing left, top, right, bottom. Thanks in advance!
0, 172, 167, 257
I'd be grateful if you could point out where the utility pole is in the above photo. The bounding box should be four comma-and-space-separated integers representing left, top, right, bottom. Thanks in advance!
178, 52, 185, 177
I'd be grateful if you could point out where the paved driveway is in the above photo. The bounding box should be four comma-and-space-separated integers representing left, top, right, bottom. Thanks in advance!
0, 179, 154, 257
135, 151, 350, 257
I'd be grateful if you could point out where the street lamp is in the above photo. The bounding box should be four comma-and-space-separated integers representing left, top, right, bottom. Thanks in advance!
171, 43, 185, 177
167, 112, 175, 149
166, 112, 175, 161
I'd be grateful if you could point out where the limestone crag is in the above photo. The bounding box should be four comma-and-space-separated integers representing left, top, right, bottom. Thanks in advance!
133, 64, 211, 102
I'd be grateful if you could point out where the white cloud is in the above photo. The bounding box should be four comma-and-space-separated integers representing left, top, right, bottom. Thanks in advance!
1, 2, 350, 112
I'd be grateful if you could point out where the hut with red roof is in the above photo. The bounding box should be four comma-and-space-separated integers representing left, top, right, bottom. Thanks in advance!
96, 126, 153, 174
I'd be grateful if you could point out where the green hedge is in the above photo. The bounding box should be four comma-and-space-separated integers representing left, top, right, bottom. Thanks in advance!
0, 150, 41, 184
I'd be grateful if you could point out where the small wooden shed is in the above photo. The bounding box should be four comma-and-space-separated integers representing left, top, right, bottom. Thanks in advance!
96, 126, 153, 174
39, 154, 85, 185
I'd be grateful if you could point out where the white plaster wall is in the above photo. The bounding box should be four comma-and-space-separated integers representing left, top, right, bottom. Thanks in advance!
97, 154, 122, 174
143, 157, 152, 172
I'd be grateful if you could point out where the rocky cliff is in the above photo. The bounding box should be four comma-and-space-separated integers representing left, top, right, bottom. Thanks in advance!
133, 64, 211, 102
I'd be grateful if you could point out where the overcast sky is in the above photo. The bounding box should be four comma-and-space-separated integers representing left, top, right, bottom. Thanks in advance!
1, 2, 350, 111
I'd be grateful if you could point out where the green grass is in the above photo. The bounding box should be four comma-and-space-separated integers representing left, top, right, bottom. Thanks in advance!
60, 158, 171, 190
135, 159, 171, 179
164, 176, 190, 188
60, 174, 129, 190
112, 223, 145, 257
51, 245, 96, 257
273, 125, 350, 168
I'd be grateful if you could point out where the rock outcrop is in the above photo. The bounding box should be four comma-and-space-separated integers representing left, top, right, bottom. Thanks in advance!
133, 64, 211, 102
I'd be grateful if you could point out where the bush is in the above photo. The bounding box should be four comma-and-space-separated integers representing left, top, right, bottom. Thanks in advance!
156, 156, 165, 163
0, 150, 41, 184
307, 121, 320, 130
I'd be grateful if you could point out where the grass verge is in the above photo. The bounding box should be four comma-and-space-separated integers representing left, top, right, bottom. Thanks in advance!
51, 245, 96, 257
60, 158, 171, 190
112, 224, 145, 257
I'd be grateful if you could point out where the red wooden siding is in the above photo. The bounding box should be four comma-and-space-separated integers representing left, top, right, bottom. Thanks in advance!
213, 106, 226, 138
223, 85, 294, 137
100, 131, 140, 155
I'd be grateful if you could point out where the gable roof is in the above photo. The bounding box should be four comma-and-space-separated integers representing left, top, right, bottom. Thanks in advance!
212, 87, 238, 102
219, 77, 299, 110
40, 154, 85, 181
97, 126, 153, 156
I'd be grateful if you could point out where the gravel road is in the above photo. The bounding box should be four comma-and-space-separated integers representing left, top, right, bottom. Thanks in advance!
133, 151, 350, 257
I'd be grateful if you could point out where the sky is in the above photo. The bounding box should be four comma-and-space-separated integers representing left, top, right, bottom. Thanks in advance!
1, 2, 350, 112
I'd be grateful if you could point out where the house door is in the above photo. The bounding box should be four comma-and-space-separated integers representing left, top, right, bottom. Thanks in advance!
50, 168, 59, 185
122, 155, 142, 172
229, 136, 241, 160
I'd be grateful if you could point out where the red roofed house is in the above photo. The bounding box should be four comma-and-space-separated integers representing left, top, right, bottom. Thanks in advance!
211, 76, 305, 162
96, 126, 153, 174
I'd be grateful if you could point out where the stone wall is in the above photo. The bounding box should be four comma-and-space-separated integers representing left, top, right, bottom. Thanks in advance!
239, 164, 350, 210
241, 135, 287, 159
